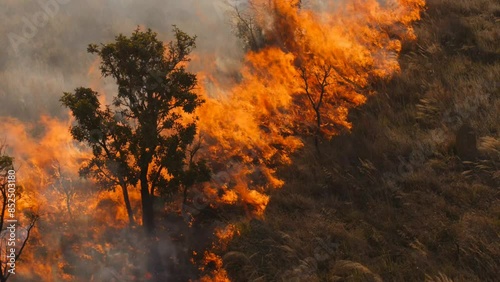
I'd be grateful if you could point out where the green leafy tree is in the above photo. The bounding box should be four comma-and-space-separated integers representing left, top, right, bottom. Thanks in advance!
61, 27, 210, 234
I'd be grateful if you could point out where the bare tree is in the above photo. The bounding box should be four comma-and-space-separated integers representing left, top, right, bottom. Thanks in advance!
298, 63, 334, 152
50, 161, 78, 219
0, 145, 38, 282
231, 4, 264, 51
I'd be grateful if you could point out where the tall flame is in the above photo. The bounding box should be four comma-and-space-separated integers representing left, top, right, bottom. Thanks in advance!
195, 0, 424, 215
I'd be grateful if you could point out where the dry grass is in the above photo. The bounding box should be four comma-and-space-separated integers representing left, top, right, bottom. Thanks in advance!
223, 0, 499, 281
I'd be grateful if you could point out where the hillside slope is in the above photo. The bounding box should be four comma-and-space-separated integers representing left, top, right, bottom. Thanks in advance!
224, 0, 499, 281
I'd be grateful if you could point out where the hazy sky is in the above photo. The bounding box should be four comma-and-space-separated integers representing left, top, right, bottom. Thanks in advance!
0, 0, 242, 121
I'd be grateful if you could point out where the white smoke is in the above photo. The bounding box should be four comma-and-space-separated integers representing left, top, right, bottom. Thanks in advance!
0, 0, 242, 121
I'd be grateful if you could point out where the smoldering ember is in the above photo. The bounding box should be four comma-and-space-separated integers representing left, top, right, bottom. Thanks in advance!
0, 0, 498, 281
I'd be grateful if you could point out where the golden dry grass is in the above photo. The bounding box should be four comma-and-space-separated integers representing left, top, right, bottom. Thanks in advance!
222, 0, 499, 281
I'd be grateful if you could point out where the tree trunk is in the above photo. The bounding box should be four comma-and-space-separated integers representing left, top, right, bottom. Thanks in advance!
315, 108, 322, 155
140, 166, 155, 234
119, 180, 135, 226
140, 179, 155, 234
139, 168, 163, 280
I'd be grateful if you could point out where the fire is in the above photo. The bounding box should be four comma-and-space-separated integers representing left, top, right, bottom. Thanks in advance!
0, 0, 425, 280
200, 251, 230, 282
0, 115, 144, 280
0, 115, 86, 175
194, 0, 424, 214
200, 224, 239, 282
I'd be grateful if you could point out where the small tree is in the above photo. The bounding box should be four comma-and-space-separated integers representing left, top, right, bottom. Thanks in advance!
296, 56, 366, 153
49, 161, 78, 220
231, 4, 265, 52
61, 27, 210, 234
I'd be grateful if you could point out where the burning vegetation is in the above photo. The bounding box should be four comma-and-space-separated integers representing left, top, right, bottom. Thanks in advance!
2, 0, 499, 281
